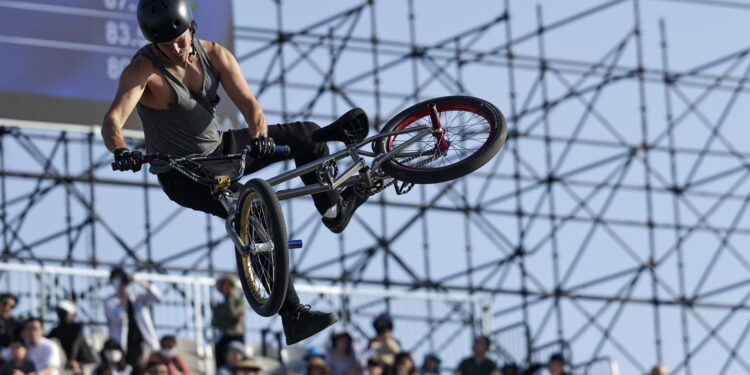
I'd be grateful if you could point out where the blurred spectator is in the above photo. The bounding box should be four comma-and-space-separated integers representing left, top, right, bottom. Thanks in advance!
532, 353, 565, 375
394, 352, 416, 375
303, 346, 326, 374
231, 359, 261, 375
326, 331, 363, 375
420, 353, 440, 375
306, 357, 331, 375
0, 294, 19, 351
650, 364, 669, 375
217, 341, 246, 375
454, 336, 498, 375
19, 318, 60, 375
501, 363, 520, 375
0, 338, 35, 375
104, 267, 161, 371
367, 313, 400, 373
365, 358, 385, 375
145, 359, 168, 375
147, 336, 189, 375
212, 274, 244, 369
305, 346, 326, 362
94, 339, 132, 375
47, 299, 97, 374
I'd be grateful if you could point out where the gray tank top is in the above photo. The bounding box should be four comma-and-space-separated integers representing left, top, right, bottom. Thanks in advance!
135, 38, 223, 174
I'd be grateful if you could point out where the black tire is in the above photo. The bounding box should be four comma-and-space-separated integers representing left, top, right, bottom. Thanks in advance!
373, 96, 507, 184
234, 178, 289, 317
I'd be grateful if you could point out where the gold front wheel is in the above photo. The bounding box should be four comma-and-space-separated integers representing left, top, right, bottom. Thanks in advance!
234, 178, 289, 317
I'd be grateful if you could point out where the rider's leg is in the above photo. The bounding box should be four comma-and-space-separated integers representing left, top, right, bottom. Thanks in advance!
157, 169, 229, 217
251, 254, 336, 345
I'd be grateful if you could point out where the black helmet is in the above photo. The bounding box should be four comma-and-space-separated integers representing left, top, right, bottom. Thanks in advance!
137, 0, 194, 43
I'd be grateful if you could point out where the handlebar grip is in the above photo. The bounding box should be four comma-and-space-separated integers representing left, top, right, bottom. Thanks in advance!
274, 145, 291, 156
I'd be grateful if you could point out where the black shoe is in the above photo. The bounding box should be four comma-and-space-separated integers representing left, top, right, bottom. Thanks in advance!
281, 304, 338, 345
322, 187, 369, 234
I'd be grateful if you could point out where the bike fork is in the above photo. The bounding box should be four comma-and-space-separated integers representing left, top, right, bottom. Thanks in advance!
218, 191, 303, 256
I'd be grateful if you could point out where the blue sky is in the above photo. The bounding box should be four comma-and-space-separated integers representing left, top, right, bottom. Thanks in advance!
3, 1, 750, 374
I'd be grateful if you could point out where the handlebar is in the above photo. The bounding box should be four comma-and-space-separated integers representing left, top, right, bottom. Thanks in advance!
111, 145, 291, 186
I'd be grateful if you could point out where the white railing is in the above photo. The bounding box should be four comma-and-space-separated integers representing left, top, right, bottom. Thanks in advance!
0, 263, 493, 374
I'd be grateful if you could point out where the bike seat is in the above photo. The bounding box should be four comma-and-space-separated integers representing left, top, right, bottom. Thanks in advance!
312, 108, 369, 145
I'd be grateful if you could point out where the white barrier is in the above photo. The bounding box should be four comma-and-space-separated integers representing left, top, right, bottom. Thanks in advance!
0, 263, 492, 374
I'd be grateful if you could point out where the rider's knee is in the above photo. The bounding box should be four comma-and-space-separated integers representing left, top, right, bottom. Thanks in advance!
293, 121, 327, 155
301, 121, 321, 135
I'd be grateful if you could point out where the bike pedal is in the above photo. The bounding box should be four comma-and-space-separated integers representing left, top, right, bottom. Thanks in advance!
394, 180, 414, 195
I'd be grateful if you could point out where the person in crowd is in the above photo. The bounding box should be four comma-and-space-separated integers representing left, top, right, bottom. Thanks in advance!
420, 353, 440, 375
147, 336, 189, 375
47, 300, 96, 374
532, 353, 564, 375
305, 346, 326, 362
394, 352, 416, 375
0, 294, 19, 352
650, 364, 669, 375
19, 318, 60, 375
306, 357, 331, 375
367, 313, 400, 373
500, 363, 520, 375
326, 331, 363, 375
217, 341, 246, 375
454, 336, 499, 375
231, 359, 261, 375
365, 358, 385, 375
94, 339, 132, 375
212, 274, 244, 369
303, 346, 326, 374
104, 267, 162, 372
145, 359, 168, 375
0, 338, 35, 375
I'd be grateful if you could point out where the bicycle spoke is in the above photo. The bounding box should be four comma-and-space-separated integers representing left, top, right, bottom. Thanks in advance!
388, 106, 493, 171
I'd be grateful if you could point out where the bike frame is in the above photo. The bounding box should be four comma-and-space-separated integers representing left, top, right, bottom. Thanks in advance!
268, 125, 431, 200
142, 124, 436, 256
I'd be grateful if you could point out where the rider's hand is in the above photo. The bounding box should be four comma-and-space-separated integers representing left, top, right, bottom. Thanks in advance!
249, 136, 276, 160
114, 147, 144, 172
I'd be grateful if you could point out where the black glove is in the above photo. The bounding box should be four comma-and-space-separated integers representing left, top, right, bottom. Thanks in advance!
248, 136, 276, 160
113, 147, 144, 172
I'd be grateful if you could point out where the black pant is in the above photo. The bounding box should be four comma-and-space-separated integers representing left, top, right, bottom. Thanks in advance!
157, 121, 339, 314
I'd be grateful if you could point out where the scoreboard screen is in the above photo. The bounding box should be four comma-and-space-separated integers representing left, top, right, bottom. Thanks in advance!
0, 0, 234, 130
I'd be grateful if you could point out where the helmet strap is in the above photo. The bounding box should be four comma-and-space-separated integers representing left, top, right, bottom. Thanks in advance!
189, 36, 197, 58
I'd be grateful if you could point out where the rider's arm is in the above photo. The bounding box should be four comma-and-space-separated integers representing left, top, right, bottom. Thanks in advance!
210, 42, 268, 138
102, 57, 151, 151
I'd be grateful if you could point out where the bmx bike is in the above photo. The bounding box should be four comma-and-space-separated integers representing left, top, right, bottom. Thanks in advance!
112, 95, 507, 317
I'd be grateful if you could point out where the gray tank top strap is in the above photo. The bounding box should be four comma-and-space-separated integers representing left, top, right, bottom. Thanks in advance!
191, 37, 222, 111
192, 38, 218, 81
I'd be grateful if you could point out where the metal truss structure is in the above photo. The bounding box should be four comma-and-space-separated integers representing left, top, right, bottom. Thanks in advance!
3, 0, 750, 373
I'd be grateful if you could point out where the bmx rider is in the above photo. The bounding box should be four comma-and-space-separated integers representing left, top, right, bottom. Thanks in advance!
101, 0, 368, 345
